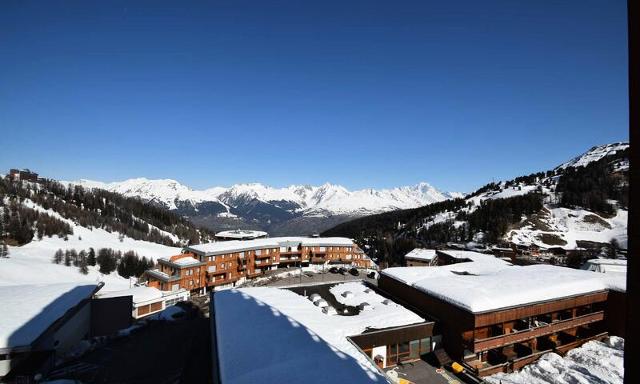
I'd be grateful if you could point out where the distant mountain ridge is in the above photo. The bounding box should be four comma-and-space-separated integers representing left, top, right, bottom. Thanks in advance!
68, 179, 462, 235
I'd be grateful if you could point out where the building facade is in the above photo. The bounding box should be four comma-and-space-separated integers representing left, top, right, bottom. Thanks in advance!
6, 168, 39, 182
146, 253, 207, 293
378, 255, 625, 377
145, 237, 372, 292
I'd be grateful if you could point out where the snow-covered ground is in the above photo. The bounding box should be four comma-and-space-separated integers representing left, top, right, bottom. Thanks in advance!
508, 207, 628, 249
556, 142, 628, 170
486, 337, 624, 384
0, 200, 181, 291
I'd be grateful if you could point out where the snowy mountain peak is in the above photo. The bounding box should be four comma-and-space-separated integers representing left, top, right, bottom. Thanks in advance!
556, 142, 629, 170
70, 178, 459, 216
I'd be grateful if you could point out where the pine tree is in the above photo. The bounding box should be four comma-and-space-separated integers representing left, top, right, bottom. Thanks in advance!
53, 249, 64, 264
1, 241, 8, 258
87, 247, 96, 266
70, 249, 79, 266
64, 250, 72, 266
97, 248, 117, 274
78, 251, 89, 275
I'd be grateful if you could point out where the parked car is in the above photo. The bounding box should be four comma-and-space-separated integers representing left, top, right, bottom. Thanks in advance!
329, 267, 339, 274
349, 268, 359, 276
338, 267, 347, 274
367, 271, 378, 279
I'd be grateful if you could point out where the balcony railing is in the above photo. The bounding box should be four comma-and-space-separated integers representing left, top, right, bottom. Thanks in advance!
473, 311, 604, 353
473, 331, 608, 376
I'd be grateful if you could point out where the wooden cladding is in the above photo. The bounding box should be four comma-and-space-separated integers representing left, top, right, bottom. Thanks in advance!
474, 291, 608, 327
473, 311, 605, 352
349, 323, 434, 350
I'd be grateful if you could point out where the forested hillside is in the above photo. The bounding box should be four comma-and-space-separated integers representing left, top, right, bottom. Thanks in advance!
323, 143, 629, 266
0, 177, 215, 248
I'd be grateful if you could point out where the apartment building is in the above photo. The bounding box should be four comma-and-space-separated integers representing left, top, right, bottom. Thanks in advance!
145, 237, 372, 292
378, 251, 626, 377
146, 253, 207, 293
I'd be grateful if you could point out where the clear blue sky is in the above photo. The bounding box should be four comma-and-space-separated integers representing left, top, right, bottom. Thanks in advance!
0, 0, 628, 192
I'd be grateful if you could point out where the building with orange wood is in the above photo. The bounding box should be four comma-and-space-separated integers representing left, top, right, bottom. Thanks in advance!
378, 250, 626, 377
146, 253, 207, 293
145, 237, 372, 293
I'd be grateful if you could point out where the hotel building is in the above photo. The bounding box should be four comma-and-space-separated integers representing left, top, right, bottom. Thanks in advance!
145, 237, 372, 293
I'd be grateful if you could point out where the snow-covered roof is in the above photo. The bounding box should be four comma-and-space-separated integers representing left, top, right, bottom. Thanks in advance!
215, 229, 268, 239
170, 256, 202, 266
382, 263, 621, 313
214, 283, 425, 384
187, 237, 356, 256
145, 269, 180, 282
404, 248, 436, 261
97, 286, 163, 304
0, 283, 99, 350
437, 249, 495, 261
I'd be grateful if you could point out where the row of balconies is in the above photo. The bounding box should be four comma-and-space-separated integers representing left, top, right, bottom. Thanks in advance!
473, 311, 605, 352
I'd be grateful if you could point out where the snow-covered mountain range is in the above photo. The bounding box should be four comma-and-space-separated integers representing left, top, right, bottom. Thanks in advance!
69, 179, 462, 235
72, 179, 460, 215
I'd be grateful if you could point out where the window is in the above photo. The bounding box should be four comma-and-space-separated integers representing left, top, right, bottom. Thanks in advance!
423, 337, 434, 352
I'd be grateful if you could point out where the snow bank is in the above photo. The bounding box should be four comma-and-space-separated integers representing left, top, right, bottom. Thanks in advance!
0, 283, 98, 349
486, 336, 624, 384
214, 285, 425, 384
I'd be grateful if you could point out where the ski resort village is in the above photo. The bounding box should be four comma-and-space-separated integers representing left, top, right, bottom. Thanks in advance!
0, 143, 630, 384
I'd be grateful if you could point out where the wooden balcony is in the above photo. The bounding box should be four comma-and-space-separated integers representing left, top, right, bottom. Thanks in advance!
207, 269, 227, 276
473, 331, 608, 377
254, 261, 272, 267
310, 256, 326, 264
473, 311, 604, 353
279, 258, 301, 263
209, 275, 239, 286
255, 253, 271, 259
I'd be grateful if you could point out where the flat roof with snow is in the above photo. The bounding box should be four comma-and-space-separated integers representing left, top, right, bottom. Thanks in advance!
436, 249, 495, 261
213, 282, 425, 384
215, 229, 269, 239
187, 236, 356, 256
97, 286, 163, 304
404, 248, 436, 261
168, 256, 204, 266
382, 263, 623, 314
0, 283, 100, 350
